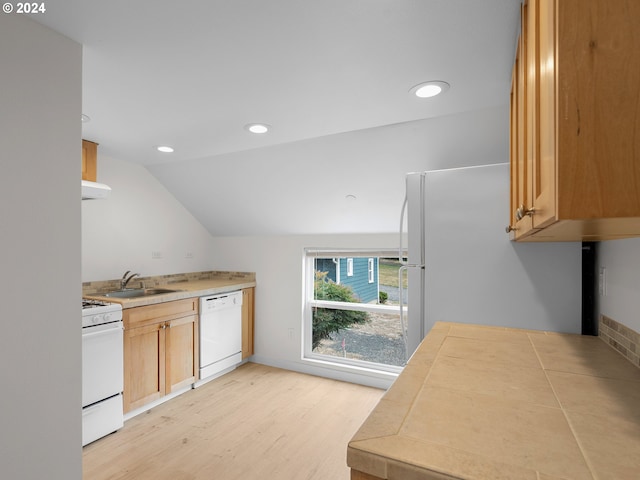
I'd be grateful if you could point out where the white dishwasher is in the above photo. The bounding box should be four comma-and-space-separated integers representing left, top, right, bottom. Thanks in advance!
199, 291, 243, 381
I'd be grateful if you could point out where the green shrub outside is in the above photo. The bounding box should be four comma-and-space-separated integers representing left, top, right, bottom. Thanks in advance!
379, 291, 388, 304
312, 271, 369, 350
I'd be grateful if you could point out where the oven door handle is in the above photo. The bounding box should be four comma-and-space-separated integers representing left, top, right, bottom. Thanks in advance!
82, 324, 123, 338
82, 402, 103, 416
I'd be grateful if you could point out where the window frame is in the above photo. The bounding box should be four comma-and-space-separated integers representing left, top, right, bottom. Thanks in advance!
303, 248, 406, 374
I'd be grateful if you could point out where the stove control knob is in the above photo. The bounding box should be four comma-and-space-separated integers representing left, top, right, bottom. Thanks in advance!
93, 314, 104, 324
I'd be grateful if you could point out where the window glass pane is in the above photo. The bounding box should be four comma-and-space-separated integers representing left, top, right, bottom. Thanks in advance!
379, 257, 407, 301
314, 258, 377, 303
309, 255, 408, 369
312, 311, 405, 367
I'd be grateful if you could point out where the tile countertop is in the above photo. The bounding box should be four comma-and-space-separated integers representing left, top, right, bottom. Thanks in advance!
347, 322, 640, 480
84, 278, 256, 309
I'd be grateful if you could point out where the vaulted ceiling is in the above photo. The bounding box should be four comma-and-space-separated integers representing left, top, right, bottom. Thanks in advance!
34, 0, 521, 235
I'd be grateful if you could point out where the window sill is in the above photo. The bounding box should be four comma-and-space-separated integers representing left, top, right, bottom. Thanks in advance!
303, 353, 402, 380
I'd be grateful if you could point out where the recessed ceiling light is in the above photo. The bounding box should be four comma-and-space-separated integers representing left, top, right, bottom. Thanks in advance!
245, 123, 270, 134
409, 81, 450, 98
81, 114, 91, 123
345, 194, 357, 201
156, 145, 174, 153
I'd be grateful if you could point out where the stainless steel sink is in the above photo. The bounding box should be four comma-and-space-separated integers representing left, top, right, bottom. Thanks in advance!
103, 288, 183, 298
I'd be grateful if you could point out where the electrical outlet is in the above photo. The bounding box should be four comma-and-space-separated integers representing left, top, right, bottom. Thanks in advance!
185, 252, 194, 259
288, 328, 294, 340
151, 251, 163, 259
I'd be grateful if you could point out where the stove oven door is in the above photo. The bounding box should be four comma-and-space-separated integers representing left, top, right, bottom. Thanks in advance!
82, 321, 123, 407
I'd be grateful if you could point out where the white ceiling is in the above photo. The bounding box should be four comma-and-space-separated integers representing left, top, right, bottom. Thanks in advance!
33, 0, 521, 236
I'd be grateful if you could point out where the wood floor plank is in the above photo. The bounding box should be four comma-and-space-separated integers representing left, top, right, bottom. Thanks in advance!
83, 363, 384, 480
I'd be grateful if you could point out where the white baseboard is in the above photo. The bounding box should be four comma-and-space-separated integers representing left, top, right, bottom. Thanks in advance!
250, 355, 396, 390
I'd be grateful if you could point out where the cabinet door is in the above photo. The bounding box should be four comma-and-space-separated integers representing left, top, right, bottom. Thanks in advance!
241, 288, 255, 359
123, 323, 165, 413
509, 1, 535, 237
510, 64, 518, 230
81, 140, 97, 182
165, 315, 198, 392
531, 0, 557, 229
511, 0, 640, 241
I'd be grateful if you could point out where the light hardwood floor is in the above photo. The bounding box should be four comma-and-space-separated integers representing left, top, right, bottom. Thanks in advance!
83, 363, 384, 480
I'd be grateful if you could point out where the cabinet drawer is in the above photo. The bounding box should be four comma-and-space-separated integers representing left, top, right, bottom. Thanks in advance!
124, 298, 198, 329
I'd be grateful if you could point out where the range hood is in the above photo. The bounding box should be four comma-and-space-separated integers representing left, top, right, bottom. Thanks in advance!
82, 180, 111, 200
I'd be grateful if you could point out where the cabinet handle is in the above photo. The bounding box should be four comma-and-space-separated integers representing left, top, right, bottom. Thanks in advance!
505, 225, 516, 233
515, 205, 535, 221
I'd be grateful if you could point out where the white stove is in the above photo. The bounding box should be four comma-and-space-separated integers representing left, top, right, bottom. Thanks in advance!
82, 298, 123, 327
81, 298, 124, 446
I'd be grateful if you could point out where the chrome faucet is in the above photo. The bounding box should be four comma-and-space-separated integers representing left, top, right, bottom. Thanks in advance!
121, 270, 140, 290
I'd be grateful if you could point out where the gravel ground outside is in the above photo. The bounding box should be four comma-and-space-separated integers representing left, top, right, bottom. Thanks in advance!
314, 311, 407, 367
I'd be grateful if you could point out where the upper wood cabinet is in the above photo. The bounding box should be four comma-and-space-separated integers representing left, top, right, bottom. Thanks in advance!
508, 0, 640, 241
82, 140, 97, 181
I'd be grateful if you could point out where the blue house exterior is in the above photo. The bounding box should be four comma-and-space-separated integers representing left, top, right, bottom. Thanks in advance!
315, 257, 379, 303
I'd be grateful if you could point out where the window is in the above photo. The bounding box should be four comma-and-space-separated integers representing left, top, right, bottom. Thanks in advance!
304, 248, 408, 372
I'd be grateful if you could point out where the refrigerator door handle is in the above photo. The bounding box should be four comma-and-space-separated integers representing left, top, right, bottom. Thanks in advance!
398, 263, 423, 364
399, 193, 408, 265
398, 265, 409, 364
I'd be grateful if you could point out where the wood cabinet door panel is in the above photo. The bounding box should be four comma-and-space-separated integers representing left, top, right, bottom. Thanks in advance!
510, 0, 536, 238
124, 324, 165, 413
241, 288, 255, 359
532, 0, 557, 229
557, 0, 640, 220
81, 140, 97, 182
166, 315, 198, 392
510, 68, 518, 229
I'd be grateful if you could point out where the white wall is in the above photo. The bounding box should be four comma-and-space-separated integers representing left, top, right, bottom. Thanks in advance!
0, 15, 82, 479
210, 225, 581, 390
597, 237, 640, 332
421, 164, 582, 336
211, 233, 401, 388
82, 154, 214, 281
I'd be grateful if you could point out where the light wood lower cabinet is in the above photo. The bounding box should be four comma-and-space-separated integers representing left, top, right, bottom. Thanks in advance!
241, 287, 255, 359
123, 298, 199, 413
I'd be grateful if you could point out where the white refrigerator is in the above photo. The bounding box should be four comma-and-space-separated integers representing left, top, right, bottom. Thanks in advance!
402, 163, 582, 358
